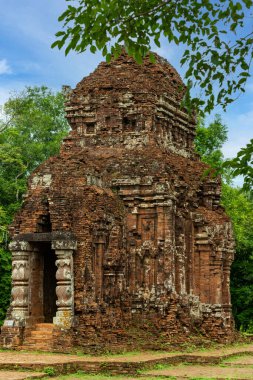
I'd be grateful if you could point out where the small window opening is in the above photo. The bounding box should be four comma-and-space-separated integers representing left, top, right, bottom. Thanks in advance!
122, 117, 136, 132
37, 214, 52, 233
86, 122, 95, 134
105, 116, 112, 130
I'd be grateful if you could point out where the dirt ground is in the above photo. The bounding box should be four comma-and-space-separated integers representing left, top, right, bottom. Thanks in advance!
0, 343, 253, 365
145, 364, 253, 379
0, 371, 45, 380
223, 354, 253, 366
1, 344, 253, 379
0, 350, 174, 364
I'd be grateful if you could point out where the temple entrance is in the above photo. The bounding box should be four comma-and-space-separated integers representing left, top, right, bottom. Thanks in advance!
6, 233, 75, 343
42, 243, 57, 322
29, 241, 57, 324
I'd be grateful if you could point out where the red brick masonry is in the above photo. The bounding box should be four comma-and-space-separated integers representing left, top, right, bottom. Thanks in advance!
1, 52, 235, 352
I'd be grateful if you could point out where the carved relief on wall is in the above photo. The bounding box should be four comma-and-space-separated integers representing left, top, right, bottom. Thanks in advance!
103, 225, 126, 303
116, 181, 178, 301
141, 218, 155, 241
125, 207, 163, 294
92, 222, 125, 303
136, 241, 158, 290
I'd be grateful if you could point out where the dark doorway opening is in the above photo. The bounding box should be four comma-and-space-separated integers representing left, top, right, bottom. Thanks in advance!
41, 243, 57, 323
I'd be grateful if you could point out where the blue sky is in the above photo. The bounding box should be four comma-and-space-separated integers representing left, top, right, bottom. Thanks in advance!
0, 0, 252, 170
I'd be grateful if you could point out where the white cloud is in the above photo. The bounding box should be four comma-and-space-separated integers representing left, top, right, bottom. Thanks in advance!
0, 59, 12, 75
0, 88, 11, 105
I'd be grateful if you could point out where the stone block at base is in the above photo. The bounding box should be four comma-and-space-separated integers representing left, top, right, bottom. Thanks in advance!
53, 310, 72, 329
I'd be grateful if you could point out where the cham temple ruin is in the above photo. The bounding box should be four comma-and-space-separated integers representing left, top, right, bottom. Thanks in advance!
1, 52, 235, 352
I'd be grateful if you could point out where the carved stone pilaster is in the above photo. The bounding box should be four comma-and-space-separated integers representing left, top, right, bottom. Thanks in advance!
52, 240, 76, 329
8, 241, 33, 325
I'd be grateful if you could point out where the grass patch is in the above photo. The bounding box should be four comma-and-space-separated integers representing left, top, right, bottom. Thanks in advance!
153, 362, 173, 370
43, 366, 56, 376
221, 354, 253, 363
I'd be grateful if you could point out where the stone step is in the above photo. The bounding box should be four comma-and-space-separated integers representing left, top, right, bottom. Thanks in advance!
31, 330, 53, 337
22, 346, 53, 351
25, 338, 53, 344
34, 323, 54, 331
22, 323, 55, 351
23, 340, 54, 345
22, 341, 53, 345
24, 342, 53, 348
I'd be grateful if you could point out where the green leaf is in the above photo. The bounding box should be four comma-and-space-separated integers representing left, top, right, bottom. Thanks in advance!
106, 53, 112, 62
90, 45, 97, 54
51, 40, 60, 49
148, 51, 155, 63
241, 61, 249, 70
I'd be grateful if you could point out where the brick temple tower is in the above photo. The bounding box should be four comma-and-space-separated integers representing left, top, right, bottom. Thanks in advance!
1, 52, 235, 351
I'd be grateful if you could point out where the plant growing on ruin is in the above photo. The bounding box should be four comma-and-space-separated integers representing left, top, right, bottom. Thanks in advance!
44, 366, 56, 376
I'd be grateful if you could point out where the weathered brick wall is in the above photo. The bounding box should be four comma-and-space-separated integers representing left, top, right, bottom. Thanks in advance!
5, 52, 235, 351
0, 325, 24, 348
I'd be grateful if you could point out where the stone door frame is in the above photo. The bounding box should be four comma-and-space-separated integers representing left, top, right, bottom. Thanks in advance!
8, 234, 76, 329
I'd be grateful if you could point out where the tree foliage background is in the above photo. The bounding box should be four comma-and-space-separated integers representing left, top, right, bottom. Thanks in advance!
195, 116, 253, 331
